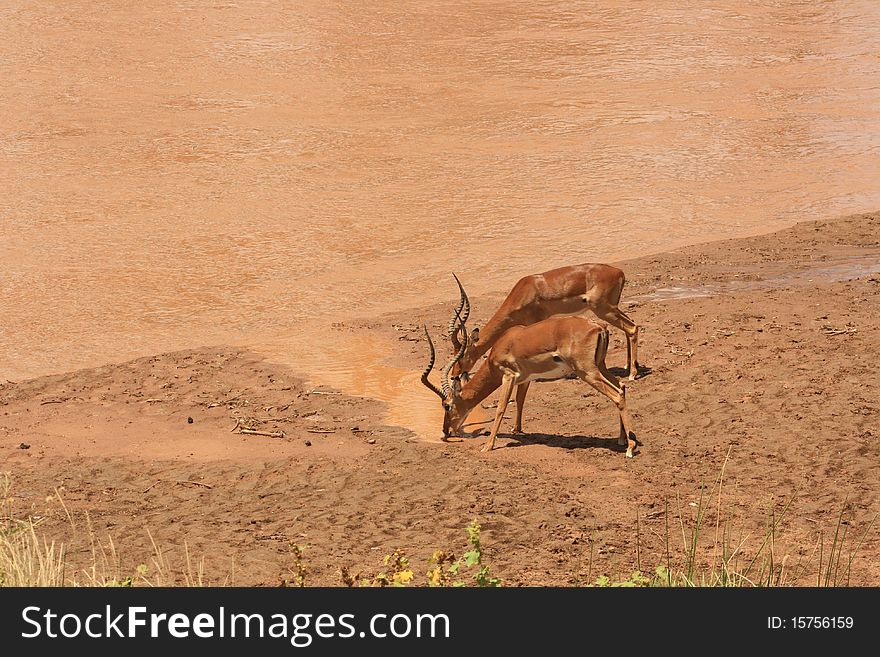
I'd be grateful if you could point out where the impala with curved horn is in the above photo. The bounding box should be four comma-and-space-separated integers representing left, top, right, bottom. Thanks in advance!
451, 264, 641, 381
421, 309, 637, 457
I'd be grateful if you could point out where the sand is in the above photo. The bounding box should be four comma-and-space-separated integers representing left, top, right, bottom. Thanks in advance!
2, 211, 879, 586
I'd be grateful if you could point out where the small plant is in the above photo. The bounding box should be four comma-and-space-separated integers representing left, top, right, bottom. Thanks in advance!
104, 563, 150, 588
343, 521, 501, 587
427, 520, 502, 587
280, 543, 308, 587
344, 549, 415, 587
376, 549, 415, 587
589, 569, 655, 587
426, 550, 455, 587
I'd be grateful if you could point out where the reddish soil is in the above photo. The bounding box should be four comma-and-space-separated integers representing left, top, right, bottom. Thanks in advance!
3, 211, 879, 586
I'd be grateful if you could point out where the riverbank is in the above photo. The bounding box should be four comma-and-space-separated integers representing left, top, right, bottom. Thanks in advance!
3, 211, 878, 585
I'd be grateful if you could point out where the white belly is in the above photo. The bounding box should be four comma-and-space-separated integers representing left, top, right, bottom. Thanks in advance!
520, 360, 574, 384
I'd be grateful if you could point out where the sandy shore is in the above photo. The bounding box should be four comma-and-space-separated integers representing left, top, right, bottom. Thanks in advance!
2, 211, 879, 585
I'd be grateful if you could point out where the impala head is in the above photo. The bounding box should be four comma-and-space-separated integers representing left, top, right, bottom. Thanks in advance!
420, 319, 471, 438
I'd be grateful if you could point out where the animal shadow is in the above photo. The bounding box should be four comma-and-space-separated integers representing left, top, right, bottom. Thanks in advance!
502, 431, 641, 456
608, 364, 653, 380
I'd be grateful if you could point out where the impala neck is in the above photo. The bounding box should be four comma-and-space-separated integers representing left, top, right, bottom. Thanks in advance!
468, 313, 515, 364
456, 358, 503, 415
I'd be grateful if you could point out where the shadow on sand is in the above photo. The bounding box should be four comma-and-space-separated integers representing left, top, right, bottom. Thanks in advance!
502, 431, 640, 456
607, 364, 653, 380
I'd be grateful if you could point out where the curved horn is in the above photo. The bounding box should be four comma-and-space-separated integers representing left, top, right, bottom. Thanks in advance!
420, 326, 446, 400
452, 272, 470, 327
447, 272, 466, 347
449, 273, 471, 350
441, 318, 468, 397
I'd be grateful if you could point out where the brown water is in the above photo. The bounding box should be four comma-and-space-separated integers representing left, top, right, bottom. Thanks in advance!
2, 1, 880, 437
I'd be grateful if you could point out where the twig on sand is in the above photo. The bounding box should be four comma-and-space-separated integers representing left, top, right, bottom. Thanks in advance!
822, 324, 857, 336
142, 481, 162, 494
238, 428, 286, 438
306, 389, 341, 396
40, 399, 67, 405
142, 479, 214, 493
306, 428, 335, 434
230, 418, 285, 437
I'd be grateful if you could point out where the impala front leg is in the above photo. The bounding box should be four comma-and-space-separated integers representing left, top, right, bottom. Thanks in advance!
513, 381, 531, 434
612, 384, 636, 458
626, 324, 640, 381
482, 374, 516, 452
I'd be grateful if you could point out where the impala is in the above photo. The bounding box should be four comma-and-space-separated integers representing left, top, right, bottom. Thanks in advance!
450, 263, 640, 381
421, 313, 637, 457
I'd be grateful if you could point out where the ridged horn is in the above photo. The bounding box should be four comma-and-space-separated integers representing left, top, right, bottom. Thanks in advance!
449, 272, 471, 350
420, 326, 446, 400
441, 316, 468, 398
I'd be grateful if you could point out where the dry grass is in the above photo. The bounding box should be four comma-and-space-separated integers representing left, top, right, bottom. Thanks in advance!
3, 467, 874, 588
1, 472, 215, 587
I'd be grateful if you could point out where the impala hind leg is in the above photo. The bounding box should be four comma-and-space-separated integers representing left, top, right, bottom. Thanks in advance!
513, 381, 531, 434
482, 374, 517, 452
596, 308, 640, 380
578, 370, 636, 458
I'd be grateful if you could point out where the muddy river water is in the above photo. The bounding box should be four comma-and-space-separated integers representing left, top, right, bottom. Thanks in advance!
2, 1, 879, 436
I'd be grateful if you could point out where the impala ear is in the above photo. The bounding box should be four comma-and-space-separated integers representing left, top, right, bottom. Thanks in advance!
470, 327, 480, 344
452, 375, 463, 397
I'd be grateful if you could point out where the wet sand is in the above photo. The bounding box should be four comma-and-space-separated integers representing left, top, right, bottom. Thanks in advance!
3, 211, 878, 585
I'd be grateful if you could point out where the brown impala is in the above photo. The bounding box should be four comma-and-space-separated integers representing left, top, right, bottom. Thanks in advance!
421, 313, 637, 457
450, 263, 640, 381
